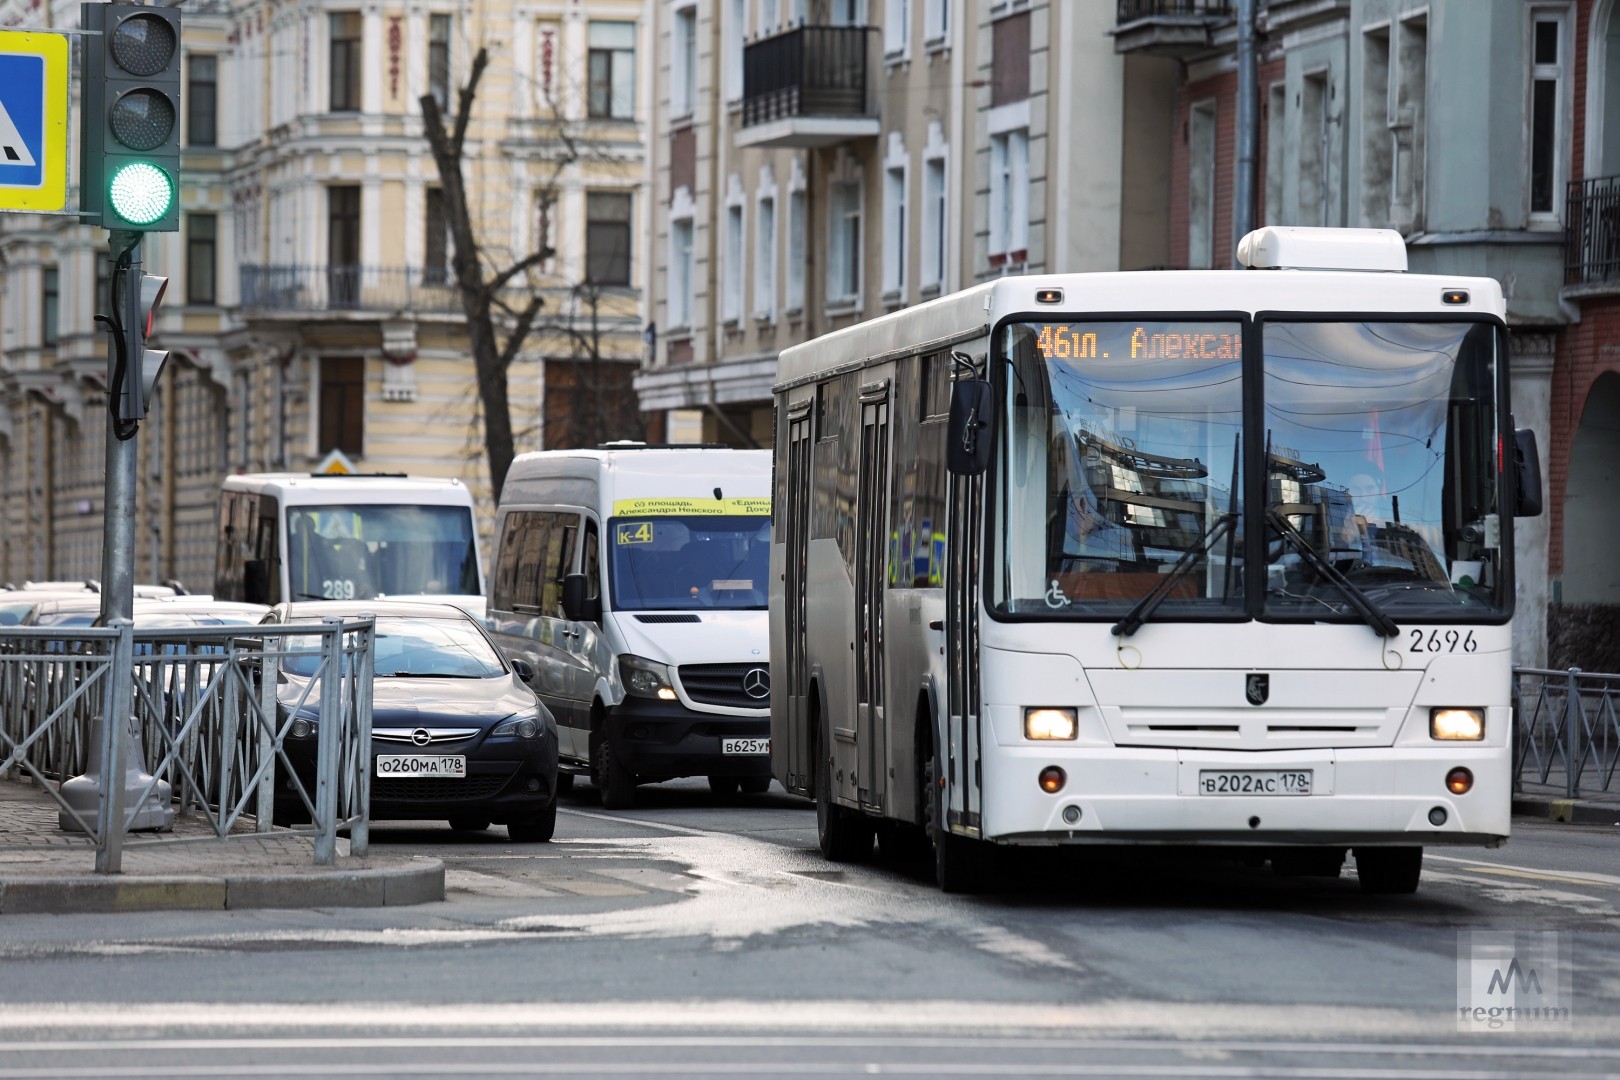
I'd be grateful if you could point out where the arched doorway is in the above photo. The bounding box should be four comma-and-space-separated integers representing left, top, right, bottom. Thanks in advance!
1564, 372, 1620, 604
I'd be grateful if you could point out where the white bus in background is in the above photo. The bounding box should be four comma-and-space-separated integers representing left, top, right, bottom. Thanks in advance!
770, 227, 1543, 894
214, 473, 486, 617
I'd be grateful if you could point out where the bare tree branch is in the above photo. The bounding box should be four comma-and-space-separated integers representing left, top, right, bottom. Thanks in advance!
498, 295, 545, 371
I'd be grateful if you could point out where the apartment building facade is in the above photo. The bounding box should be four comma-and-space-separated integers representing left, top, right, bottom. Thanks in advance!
634, 0, 1175, 446
0, 0, 649, 589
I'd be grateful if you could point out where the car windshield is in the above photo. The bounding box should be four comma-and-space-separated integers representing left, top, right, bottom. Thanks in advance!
1262, 320, 1505, 621
608, 515, 771, 610
279, 616, 506, 678
992, 319, 1245, 618
285, 504, 480, 602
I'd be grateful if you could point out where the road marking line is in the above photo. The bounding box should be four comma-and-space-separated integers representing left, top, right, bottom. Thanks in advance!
1425, 854, 1620, 888
557, 808, 716, 837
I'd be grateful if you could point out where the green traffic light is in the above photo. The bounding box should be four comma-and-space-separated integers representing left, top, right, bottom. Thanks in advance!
108, 161, 174, 226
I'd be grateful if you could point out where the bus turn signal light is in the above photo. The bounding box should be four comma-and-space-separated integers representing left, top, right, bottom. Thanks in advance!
1430, 707, 1484, 740
1039, 766, 1066, 794
1025, 707, 1078, 740
1446, 767, 1474, 795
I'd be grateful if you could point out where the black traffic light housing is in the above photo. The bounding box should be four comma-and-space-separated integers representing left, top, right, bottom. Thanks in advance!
80, 2, 183, 232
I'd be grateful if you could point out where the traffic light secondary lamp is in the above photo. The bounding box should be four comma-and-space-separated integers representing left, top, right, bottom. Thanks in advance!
80, 3, 183, 232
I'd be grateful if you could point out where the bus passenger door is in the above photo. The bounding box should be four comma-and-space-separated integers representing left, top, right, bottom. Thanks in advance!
781, 412, 813, 795
855, 390, 890, 812
944, 470, 982, 835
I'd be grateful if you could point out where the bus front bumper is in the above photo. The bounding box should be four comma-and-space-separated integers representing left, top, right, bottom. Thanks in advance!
978, 746, 1511, 846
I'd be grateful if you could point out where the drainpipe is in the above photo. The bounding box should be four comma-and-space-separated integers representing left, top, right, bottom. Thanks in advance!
1233, 0, 1259, 264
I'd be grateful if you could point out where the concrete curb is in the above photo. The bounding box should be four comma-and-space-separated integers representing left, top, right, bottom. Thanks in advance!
1512, 796, 1620, 826
0, 859, 445, 915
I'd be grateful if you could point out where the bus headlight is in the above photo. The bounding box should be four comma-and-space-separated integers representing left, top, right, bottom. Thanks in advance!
620, 655, 677, 700
1430, 707, 1485, 741
1024, 707, 1078, 741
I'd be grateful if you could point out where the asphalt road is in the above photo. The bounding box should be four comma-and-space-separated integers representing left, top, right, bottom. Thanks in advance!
0, 779, 1616, 1078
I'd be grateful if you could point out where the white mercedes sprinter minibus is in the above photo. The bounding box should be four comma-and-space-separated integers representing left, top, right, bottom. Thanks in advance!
487, 446, 772, 808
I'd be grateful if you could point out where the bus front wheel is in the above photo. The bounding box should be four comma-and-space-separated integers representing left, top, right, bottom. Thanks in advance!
926, 752, 990, 893
815, 714, 871, 862
1354, 846, 1422, 894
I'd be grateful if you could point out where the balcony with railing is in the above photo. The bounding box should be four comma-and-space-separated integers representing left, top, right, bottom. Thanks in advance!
237, 265, 464, 316
1112, 0, 1234, 57
1566, 177, 1620, 289
736, 25, 879, 150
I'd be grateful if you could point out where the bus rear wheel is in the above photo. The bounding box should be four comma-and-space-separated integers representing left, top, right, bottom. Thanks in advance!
1354, 846, 1422, 894
815, 716, 871, 862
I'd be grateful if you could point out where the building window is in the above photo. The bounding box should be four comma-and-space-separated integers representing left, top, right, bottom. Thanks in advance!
725, 0, 746, 102
1266, 82, 1286, 225
1301, 71, 1329, 227
884, 0, 910, 57
883, 155, 907, 294
924, 0, 948, 45
588, 21, 636, 119
1529, 10, 1565, 220
672, 6, 697, 118
187, 54, 217, 147
669, 215, 694, 328
187, 213, 217, 305
429, 14, 452, 111
1392, 16, 1427, 232
988, 127, 1028, 265
329, 13, 362, 112
787, 188, 806, 312
756, 193, 776, 319
922, 152, 946, 288
319, 357, 365, 456
42, 267, 59, 346
761, 0, 781, 33
586, 191, 632, 286
990, 11, 1029, 105
1188, 102, 1216, 268
723, 199, 744, 321
328, 185, 362, 307
827, 180, 861, 302
425, 188, 450, 285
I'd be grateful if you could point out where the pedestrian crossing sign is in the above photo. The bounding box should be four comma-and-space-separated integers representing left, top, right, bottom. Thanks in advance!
0, 31, 68, 212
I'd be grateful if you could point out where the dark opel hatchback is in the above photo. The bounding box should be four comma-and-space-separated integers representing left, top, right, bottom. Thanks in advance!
265, 601, 559, 841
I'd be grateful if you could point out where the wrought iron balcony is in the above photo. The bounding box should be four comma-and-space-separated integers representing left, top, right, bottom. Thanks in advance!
1112, 0, 1233, 57
736, 25, 879, 150
237, 265, 463, 315
1566, 177, 1620, 287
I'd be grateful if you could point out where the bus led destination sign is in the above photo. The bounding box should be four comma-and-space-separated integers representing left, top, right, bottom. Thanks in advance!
1028, 321, 1243, 362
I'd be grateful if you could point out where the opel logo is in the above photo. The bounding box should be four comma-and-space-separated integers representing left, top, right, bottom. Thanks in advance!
411, 727, 432, 746
742, 667, 771, 700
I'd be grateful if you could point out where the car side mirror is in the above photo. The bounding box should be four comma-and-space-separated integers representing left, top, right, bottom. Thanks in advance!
244, 559, 270, 605
1514, 428, 1543, 518
509, 657, 535, 683
946, 378, 995, 476
560, 573, 600, 623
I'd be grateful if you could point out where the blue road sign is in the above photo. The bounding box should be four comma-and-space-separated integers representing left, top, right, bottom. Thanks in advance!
0, 31, 68, 212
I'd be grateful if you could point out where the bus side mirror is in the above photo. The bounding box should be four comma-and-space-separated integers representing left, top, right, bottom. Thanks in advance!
244, 559, 270, 605
561, 573, 600, 623
947, 378, 995, 476
1514, 428, 1543, 518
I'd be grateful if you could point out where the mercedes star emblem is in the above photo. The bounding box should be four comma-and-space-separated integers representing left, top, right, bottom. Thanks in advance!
742, 667, 771, 700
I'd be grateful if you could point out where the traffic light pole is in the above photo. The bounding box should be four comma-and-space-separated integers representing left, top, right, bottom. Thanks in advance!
59, 231, 174, 840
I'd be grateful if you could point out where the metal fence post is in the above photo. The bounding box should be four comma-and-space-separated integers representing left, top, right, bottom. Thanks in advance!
349, 618, 373, 857
94, 621, 134, 874
1565, 667, 1582, 799
313, 617, 343, 866
255, 640, 278, 833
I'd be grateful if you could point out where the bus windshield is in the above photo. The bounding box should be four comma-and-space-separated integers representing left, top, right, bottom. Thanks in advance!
993, 319, 1245, 618
285, 503, 480, 602
608, 515, 771, 611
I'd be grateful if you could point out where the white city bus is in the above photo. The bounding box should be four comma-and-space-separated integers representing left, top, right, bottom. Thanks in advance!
769, 227, 1543, 894
214, 473, 487, 617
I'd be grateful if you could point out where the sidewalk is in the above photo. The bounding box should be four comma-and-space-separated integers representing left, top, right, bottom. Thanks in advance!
1512, 777, 1620, 827
0, 778, 443, 914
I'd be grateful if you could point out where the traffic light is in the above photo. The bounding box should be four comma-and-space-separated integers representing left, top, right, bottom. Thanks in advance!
116, 271, 169, 422
81, 2, 182, 232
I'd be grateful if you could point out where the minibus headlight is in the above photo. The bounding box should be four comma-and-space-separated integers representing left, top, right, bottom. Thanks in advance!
1430, 707, 1485, 741
620, 655, 677, 700
1024, 707, 1078, 741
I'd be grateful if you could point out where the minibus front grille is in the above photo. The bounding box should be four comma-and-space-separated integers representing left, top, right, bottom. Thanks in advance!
679, 663, 770, 708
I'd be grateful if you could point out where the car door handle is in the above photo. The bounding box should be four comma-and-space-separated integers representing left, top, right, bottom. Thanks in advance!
562, 627, 581, 639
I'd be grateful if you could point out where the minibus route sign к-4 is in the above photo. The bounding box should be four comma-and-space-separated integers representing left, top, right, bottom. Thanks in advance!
611, 498, 771, 516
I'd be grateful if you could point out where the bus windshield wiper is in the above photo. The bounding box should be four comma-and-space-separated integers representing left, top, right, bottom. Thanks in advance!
1111, 512, 1237, 638
1266, 509, 1399, 638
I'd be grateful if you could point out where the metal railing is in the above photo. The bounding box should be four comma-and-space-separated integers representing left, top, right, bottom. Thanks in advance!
741, 25, 874, 129
238, 265, 463, 314
1514, 667, 1620, 797
1116, 0, 1233, 20
0, 618, 374, 871
1564, 176, 1620, 285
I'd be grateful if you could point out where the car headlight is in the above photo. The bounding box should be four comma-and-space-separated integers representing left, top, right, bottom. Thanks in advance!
492, 713, 543, 739
289, 713, 318, 739
1430, 707, 1485, 741
1024, 707, 1078, 741
620, 655, 677, 700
